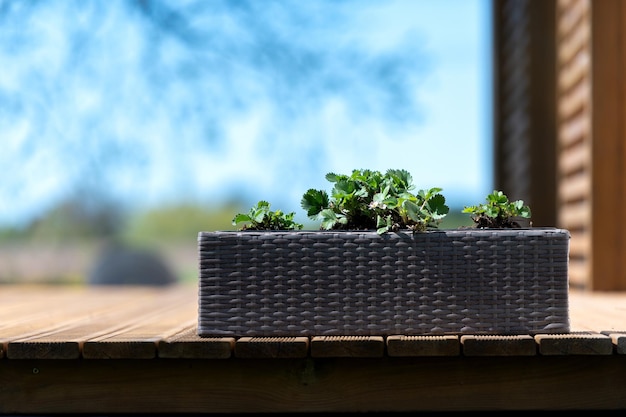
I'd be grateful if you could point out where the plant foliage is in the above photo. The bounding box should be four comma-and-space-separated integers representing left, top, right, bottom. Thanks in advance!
301, 169, 449, 234
232, 200, 303, 231
462, 190, 531, 228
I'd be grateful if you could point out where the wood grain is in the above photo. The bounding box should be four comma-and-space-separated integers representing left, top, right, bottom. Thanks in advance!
2, 286, 626, 359
2, 285, 626, 413
2, 356, 626, 413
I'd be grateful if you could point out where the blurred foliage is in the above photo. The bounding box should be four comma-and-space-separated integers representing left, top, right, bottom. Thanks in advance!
0, 227, 26, 241
0, 196, 472, 245
439, 210, 475, 229
0, 198, 246, 285
121, 203, 241, 246
0, 197, 244, 246
0, 196, 123, 243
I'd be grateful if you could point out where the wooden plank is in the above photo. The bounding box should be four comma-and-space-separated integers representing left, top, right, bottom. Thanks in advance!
558, 51, 589, 92
557, 0, 588, 40
2, 356, 626, 413
557, 78, 589, 120
0, 287, 85, 323
158, 327, 234, 359
310, 336, 384, 358
6, 286, 198, 359
567, 259, 589, 289
558, 172, 590, 203
569, 292, 610, 331
569, 290, 626, 331
7, 340, 80, 360
602, 332, 626, 354
6, 306, 187, 359
559, 143, 589, 176
3, 286, 626, 360
558, 116, 589, 149
558, 200, 590, 229
590, 0, 626, 291
557, 6, 589, 64
1, 287, 167, 359
559, 48, 589, 90
461, 335, 537, 356
82, 290, 197, 359
234, 337, 309, 359
0, 287, 142, 333
386, 335, 459, 357
535, 333, 613, 355
568, 229, 590, 256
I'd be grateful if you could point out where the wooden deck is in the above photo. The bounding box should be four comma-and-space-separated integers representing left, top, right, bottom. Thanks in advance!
1, 284, 626, 413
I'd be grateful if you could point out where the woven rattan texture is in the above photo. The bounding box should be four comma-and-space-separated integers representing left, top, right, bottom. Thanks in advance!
198, 229, 570, 337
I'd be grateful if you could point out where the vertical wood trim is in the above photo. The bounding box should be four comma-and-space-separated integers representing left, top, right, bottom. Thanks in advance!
590, 0, 626, 290
528, 1, 557, 227
619, 0, 626, 289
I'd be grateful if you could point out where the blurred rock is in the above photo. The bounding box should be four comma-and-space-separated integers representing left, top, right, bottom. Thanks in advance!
88, 242, 177, 286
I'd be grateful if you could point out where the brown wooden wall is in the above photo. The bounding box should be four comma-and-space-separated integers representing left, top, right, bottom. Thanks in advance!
494, 0, 626, 290
585, 0, 626, 291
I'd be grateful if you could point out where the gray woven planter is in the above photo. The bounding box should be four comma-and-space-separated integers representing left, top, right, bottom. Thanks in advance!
198, 228, 570, 337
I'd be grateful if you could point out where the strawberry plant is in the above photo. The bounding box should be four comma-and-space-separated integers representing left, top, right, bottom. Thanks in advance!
232, 200, 303, 231
301, 169, 449, 234
462, 190, 531, 228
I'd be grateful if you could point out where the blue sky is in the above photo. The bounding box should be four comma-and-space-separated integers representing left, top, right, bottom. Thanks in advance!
0, 0, 492, 228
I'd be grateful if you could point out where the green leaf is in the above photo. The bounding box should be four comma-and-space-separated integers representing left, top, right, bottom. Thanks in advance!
517, 203, 531, 218
334, 178, 356, 196
383, 196, 398, 209
251, 208, 267, 223
301, 189, 329, 217
318, 209, 341, 230
485, 206, 499, 218
376, 226, 389, 235
403, 200, 420, 222
427, 194, 449, 219
232, 213, 251, 226
325, 172, 341, 183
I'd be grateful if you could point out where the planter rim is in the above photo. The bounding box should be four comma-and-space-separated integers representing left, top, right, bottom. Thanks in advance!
200, 227, 569, 236
204, 227, 567, 231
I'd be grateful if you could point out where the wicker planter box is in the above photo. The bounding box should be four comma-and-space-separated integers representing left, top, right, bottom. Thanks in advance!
198, 228, 570, 337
